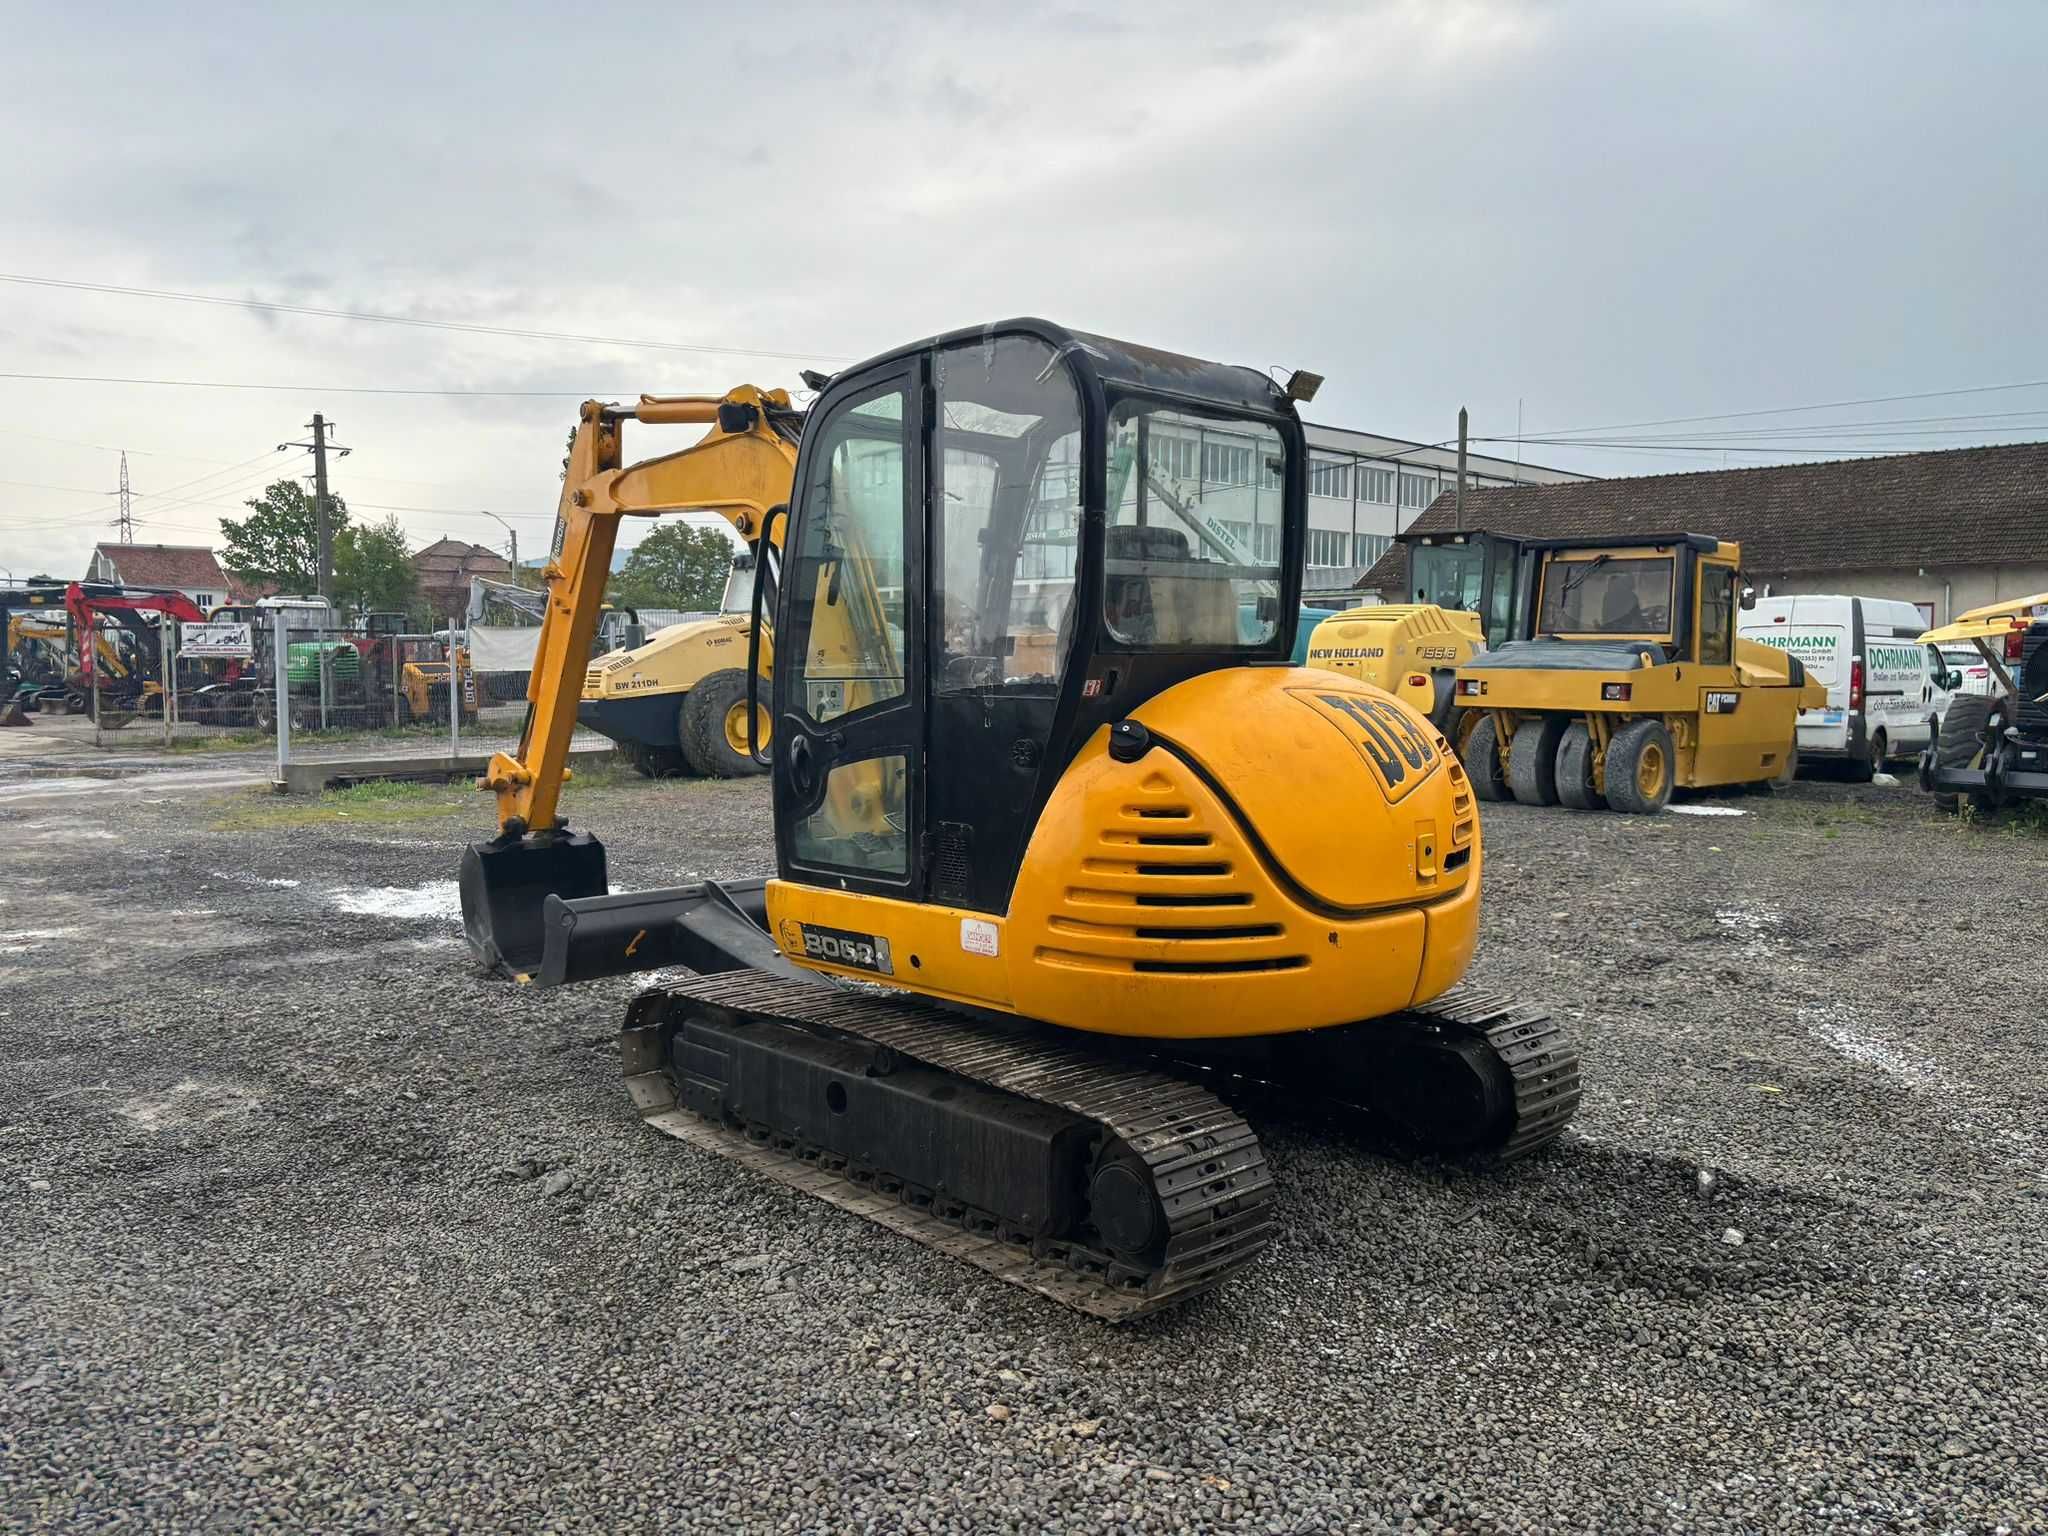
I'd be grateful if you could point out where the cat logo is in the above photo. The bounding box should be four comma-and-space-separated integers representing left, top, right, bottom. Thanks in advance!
1705, 690, 1741, 714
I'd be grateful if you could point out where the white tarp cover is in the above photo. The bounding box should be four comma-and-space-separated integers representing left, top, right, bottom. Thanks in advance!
468, 624, 542, 673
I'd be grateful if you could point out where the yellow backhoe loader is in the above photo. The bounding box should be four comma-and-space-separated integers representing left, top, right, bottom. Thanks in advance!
1451, 533, 1824, 812
458, 321, 1579, 1319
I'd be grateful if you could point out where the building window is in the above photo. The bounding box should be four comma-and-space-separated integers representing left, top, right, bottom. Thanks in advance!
193, 592, 213, 608
1352, 534, 1390, 568
1259, 454, 1283, 491
1307, 528, 1349, 568
1309, 458, 1350, 499
1254, 523, 1280, 562
1359, 467, 1394, 504
1201, 439, 1253, 486
1149, 432, 1197, 481
1399, 472, 1440, 509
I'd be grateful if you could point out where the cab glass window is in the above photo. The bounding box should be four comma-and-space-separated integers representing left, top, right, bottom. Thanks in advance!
1103, 403, 1287, 647
1538, 556, 1674, 636
1411, 543, 1484, 612
1698, 564, 1735, 665
933, 336, 1084, 693
785, 389, 907, 723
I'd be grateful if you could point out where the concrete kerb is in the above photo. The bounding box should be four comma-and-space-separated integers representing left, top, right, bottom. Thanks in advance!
275, 744, 620, 795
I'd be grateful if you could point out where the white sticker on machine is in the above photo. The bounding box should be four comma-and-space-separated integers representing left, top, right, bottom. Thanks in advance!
960, 918, 1000, 958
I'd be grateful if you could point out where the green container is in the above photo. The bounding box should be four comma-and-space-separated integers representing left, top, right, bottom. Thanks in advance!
284, 641, 361, 686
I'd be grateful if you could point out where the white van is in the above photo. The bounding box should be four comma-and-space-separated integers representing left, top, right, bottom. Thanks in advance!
1740, 595, 1948, 779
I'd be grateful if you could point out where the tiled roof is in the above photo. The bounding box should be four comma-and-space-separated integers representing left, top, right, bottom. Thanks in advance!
1358, 440, 2048, 594
91, 543, 228, 590
412, 538, 511, 582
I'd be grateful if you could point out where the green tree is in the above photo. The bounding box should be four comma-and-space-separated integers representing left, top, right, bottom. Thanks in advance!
219, 480, 350, 594
333, 515, 419, 619
612, 523, 735, 612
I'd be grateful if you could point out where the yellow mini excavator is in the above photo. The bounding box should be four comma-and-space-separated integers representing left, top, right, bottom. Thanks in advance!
459, 321, 1579, 1318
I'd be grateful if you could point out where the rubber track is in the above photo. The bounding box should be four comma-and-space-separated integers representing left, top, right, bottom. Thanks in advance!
621, 971, 1280, 1321
1396, 984, 1582, 1161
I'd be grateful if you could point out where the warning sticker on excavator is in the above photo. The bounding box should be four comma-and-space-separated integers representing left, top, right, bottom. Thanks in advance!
1291, 688, 1440, 803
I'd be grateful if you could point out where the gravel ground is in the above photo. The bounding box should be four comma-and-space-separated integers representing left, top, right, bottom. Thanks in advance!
2, 770, 2044, 1534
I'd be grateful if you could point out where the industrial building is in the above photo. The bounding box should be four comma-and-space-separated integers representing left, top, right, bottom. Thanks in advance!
1300, 423, 1587, 599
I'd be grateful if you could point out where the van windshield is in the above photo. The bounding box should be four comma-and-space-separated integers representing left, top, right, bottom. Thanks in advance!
1539, 556, 1674, 636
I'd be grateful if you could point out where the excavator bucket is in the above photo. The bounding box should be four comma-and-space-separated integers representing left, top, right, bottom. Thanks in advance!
459, 831, 609, 978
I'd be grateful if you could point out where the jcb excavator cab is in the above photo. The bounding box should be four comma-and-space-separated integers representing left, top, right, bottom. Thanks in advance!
753, 322, 1303, 927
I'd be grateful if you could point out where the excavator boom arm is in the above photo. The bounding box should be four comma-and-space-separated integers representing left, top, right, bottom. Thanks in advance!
478, 387, 799, 838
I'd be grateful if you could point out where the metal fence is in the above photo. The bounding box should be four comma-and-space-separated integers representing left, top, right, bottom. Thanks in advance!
13, 606, 537, 767
264, 612, 480, 765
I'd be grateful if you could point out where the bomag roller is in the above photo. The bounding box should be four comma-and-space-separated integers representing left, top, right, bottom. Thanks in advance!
459, 321, 1580, 1318
1450, 533, 1824, 813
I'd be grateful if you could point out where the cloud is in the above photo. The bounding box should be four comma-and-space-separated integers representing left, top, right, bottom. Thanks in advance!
1, 0, 2043, 576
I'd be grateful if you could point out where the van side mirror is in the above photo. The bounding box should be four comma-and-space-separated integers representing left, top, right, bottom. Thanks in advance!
1739, 585, 1757, 611
1945, 670, 1964, 692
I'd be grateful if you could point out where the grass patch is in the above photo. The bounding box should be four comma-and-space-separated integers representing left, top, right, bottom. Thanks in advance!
208, 778, 477, 831
203, 749, 645, 830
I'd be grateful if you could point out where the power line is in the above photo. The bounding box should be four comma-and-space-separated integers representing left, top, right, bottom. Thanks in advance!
1526, 378, 2048, 438
0, 272, 849, 364
0, 372, 620, 397
1478, 437, 1980, 458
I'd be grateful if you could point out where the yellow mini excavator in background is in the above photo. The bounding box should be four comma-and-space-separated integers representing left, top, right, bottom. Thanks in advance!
459, 321, 1579, 1319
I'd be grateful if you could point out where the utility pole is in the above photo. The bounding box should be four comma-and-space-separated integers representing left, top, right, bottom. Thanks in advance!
279, 415, 350, 602
1455, 407, 1468, 524
115, 451, 135, 543
311, 414, 334, 601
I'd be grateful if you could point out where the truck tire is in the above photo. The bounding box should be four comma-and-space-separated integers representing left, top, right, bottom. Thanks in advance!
1509, 716, 1571, 806
1931, 694, 1994, 814
1604, 718, 1675, 815
1554, 721, 1606, 810
680, 669, 768, 778
1854, 728, 1886, 784
1464, 715, 1509, 803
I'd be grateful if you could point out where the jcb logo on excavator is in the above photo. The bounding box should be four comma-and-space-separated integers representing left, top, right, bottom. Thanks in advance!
1297, 690, 1439, 801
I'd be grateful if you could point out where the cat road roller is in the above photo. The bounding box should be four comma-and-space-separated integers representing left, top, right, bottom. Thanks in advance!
460, 320, 1579, 1318
1451, 533, 1825, 813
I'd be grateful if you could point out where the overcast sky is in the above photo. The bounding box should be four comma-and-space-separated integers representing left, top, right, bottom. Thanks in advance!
3, 0, 2043, 578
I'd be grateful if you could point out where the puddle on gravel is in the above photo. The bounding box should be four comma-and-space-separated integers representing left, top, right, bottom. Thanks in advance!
114, 1077, 261, 1132
1669, 804, 1747, 817
329, 880, 463, 921
0, 928, 79, 954
1713, 903, 1783, 948
211, 870, 301, 888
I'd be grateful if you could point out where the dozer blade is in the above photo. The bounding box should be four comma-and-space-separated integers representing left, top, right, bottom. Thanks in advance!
459, 831, 609, 978
535, 878, 800, 988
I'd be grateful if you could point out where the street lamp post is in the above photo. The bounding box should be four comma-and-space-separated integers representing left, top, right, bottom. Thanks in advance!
478, 511, 517, 573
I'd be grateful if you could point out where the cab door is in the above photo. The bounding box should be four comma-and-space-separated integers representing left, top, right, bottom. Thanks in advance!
1691, 558, 1767, 781
771, 364, 925, 897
